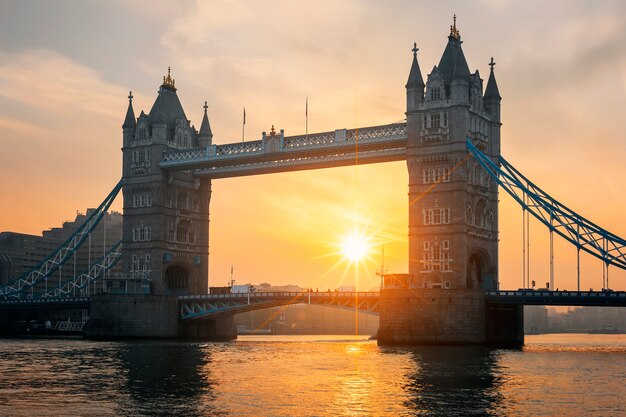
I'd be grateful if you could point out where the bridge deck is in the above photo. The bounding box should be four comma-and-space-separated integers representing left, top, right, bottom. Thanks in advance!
179, 291, 381, 320
2, 290, 624, 316
486, 290, 626, 307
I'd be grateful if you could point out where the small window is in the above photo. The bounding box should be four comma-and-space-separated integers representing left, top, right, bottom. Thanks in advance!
423, 241, 430, 251
442, 240, 449, 250
431, 113, 440, 128
430, 86, 441, 100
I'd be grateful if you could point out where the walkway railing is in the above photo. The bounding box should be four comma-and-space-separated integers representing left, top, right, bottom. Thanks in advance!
161, 122, 407, 170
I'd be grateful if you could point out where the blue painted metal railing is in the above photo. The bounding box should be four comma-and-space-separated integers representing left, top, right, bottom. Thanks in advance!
40, 240, 123, 298
467, 139, 626, 270
0, 180, 123, 297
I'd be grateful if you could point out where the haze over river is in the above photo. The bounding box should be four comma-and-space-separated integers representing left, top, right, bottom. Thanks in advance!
0, 334, 624, 416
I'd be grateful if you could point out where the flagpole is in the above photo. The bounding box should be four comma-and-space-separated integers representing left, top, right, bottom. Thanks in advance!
305, 97, 308, 140
242, 107, 246, 142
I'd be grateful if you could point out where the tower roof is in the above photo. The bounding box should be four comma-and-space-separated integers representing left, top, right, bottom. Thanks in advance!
406, 43, 425, 89
437, 15, 470, 86
122, 91, 136, 129
198, 101, 213, 139
484, 57, 501, 99
148, 67, 187, 126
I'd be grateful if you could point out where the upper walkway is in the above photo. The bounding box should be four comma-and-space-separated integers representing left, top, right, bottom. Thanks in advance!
160, 123, 407, 178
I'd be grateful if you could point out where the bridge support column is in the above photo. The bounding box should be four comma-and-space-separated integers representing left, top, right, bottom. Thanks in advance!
179, 316, 236, 340
84, 294, 179, 339
378, 288, 487, 345
485, 303, 524, 346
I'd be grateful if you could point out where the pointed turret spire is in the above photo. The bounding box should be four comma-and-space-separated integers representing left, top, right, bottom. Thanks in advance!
484, 57, 501, 99
449, 14, 460, 40
198, 101, 213, 146
123, 91, 136, 129
162, 66, 176, 91
406, 42, 425, 89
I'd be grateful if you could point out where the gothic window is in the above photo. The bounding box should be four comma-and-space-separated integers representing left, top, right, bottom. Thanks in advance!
423, 167, 451, 184
177, 225, 187, 243
430, 86, 441, 100
132, 227, 152, 242
467, 205, 473, 225
137, 126, 147, 140
486, 211, 494, 230
423, 169, 432, 184
475, 199, 486, 228
133, 192, 153, 208
423, 241, 430, 251
422, 208, 450, 225
430, 113, 440, 129
176, 219, 191, 243
432, 245, 441, 271
422, 115, 428, 129
443, 112, 448, 127
422, 240, 451, 273
176, 192, 188, 210
442, 208, 450, 224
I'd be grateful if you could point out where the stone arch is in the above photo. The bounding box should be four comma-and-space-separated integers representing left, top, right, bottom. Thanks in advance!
466, 249, 493, 290
164, 264, 190, 295
429, 275, 443, 289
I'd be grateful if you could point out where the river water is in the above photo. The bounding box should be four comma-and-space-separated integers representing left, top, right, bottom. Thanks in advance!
0, 334, 624, 416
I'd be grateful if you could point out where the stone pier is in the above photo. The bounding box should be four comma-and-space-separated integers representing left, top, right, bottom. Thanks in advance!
84, 294, 236, 340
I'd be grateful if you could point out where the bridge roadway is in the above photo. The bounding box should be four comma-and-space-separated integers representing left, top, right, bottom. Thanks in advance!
2, 291, 625, 319
178, 290, 626, 320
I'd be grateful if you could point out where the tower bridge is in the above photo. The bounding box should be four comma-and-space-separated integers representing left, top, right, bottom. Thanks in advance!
2, 18, 625, 343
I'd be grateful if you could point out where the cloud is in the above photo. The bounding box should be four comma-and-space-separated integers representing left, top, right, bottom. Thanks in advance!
0, 49, 128, 120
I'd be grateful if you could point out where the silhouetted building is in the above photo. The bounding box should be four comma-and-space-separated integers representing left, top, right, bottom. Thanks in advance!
0, 232, 57, 285
0, 211, 123, 289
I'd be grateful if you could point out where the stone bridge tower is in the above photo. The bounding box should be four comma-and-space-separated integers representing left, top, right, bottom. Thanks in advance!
406, 18, 501, 291
121, 69, 212, 295
378, 18, 515, 345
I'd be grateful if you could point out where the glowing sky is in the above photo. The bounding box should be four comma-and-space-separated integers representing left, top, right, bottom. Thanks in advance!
1, 0, 625, 291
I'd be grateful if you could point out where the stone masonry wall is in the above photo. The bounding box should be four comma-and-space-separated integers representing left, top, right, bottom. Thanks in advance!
378, 288, 486, 344
85, 294, 179, 338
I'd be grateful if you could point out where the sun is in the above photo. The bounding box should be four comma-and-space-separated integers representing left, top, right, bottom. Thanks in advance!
341, 232, 370, 262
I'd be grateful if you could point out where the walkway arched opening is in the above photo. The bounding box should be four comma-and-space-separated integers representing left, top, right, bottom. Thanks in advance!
164, 264, 190, 295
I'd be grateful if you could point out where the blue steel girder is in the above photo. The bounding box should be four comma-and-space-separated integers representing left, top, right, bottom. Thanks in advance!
486, 290, 626, 307
40, 241, 123, 298
0, 180, 123, 297
160, 123, 407, 178
179, 292, 381, 320
467, 139, 626, 270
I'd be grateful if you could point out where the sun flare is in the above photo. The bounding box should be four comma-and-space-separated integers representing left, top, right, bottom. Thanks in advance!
341, 232, 370, 262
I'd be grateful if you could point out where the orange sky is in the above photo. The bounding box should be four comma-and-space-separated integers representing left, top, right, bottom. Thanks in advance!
1, 1, 625, 291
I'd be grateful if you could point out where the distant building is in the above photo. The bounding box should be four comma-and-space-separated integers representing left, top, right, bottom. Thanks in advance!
0, 211, 123, 291
0, 232, 57, 286
525, 306, 626, 333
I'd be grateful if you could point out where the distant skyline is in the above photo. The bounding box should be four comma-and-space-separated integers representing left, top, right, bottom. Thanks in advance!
1, 0, 625, 291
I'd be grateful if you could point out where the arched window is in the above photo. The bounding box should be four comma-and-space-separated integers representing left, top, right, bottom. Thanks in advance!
176, 192, 188, 210
475, 199, 486, 228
